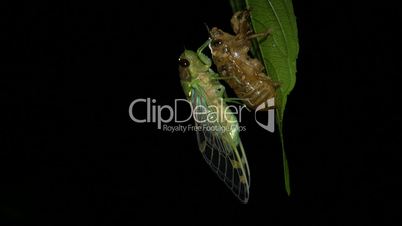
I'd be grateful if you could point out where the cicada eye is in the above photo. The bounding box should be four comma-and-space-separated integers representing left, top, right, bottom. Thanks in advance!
178, 58, 190, 67
211, 39, 223, 47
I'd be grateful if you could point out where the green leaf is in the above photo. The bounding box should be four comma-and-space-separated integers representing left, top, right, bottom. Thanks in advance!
230, 0, 299, 196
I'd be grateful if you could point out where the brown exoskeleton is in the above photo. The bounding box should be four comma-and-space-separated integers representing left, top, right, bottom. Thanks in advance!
209, 10, 279, 110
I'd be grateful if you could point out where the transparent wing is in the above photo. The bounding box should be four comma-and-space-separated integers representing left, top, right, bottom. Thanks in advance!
191, 87, 250, 203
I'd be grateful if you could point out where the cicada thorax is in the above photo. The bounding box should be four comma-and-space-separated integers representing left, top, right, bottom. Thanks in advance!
209, 10, 279, 110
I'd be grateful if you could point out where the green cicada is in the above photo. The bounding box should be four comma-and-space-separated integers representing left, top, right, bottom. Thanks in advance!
178, 41, 250, 203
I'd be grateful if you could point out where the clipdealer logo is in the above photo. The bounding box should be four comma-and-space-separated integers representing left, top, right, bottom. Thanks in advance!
128, 98, 275, 132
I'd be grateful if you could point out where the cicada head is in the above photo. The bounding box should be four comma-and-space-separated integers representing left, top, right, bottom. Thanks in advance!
208, 27, 233, 58
178, 50, 210, 97
178, 50, 209, 81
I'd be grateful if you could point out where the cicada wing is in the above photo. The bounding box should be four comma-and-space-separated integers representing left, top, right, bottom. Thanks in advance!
191, 88, 250, 203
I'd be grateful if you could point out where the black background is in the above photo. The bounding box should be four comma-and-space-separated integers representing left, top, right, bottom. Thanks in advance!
2, 0, 401, 224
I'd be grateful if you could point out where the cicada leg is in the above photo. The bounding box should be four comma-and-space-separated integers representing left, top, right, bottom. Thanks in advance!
247, 29, 272, 41
231, 9, 252, 36
197, 39, 212, 66
215, 84, 226, 97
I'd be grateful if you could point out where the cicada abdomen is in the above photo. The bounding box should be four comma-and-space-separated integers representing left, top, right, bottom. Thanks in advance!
209, 10, 279, 110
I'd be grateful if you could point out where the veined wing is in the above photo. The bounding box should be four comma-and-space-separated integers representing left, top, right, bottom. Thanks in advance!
191, 86, 250, 203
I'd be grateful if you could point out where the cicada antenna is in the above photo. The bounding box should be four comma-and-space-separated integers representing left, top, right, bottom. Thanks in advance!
203, 23, 211, 36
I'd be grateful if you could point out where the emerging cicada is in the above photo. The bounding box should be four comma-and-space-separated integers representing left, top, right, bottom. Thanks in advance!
208, 10, 279, 110
178, 41, 250, 203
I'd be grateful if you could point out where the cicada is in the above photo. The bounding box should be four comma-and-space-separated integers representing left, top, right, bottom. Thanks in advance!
208, 10, 279, 110
178, 41, 250, 203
